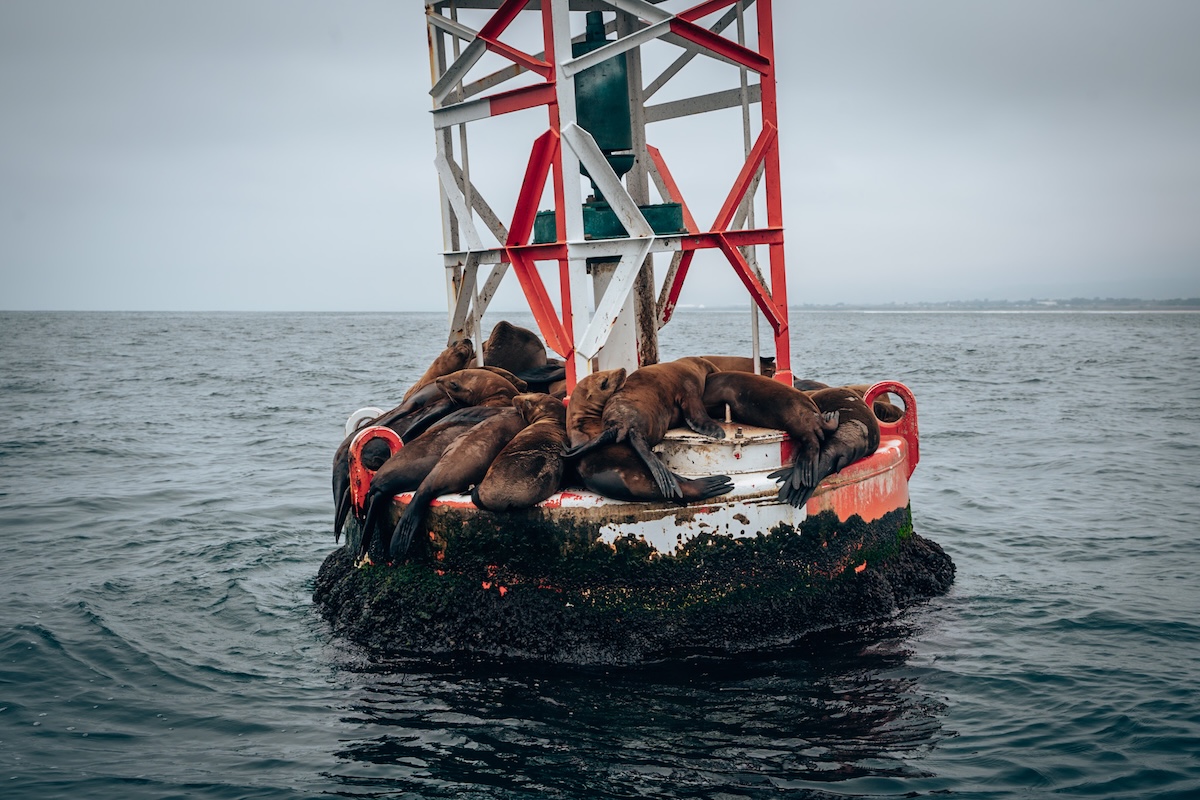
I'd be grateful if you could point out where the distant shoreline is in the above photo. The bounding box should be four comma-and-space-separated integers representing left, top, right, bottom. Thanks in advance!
688, 298, 1200, 313
3, 298, 1199, 314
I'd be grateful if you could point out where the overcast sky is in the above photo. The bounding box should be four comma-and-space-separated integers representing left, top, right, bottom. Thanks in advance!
1, 0, 1197, 311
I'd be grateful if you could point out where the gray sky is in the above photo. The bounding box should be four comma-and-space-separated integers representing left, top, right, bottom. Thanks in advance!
1, 0, 1197, 311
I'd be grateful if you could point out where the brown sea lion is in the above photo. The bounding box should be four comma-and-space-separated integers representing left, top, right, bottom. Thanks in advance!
357, 405, 510, 562
332, 381, 460, 538
400, 337, 474, 402
435, 368, 521, 408
842, 384, 905, 423
792, 378, 830, 392
471, 393, 569, 511
564, 357, 726, 499
701, 371, 839, 505
770, 387, 880, 508
388, 408, 529, 559
482, 320, 567, 390
482, 320, 547, 374
700, 355, 776, 377
565, 368, 733, 504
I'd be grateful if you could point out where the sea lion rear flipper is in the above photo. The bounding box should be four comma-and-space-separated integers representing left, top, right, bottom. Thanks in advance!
629, 430, 682, 499
680, 473, 734, 502
821, 410, 840, 433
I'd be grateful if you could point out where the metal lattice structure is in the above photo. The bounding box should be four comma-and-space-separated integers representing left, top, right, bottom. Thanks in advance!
426, 0, 791, 389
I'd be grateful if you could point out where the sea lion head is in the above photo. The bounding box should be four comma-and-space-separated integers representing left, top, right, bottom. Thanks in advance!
435, 368, 519, 407
514, 392, 567, 426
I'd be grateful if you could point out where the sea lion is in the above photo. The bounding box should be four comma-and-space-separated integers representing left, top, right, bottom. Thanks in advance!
331, 381, 461, 537
792, 378, 830, 392
771, 387, 880, 507
565, 368, 733, 503
388, 408, 529, 559
482, 320, 547, 374
701, 371, 839, 505
396, 367, 524, 444
400, 337, 474, 402
842, 384, 905, 423
357, 405, 510, 562
472, 393, 569, 511
701, 355, 776, 377
564, 357, 726, 499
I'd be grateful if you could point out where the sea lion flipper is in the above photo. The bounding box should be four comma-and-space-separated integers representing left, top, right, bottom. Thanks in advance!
358, 492, 382, 561
680, 395, 726, 440
562, 427, 617, 459
390, 503, 425, 561
629, 430, 682, 499
821, 410, 840, 433
334, 485, 351, 541
399, 399, 460, 443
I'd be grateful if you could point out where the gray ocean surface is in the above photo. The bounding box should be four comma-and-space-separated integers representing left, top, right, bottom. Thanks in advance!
1, 309, 1198, 799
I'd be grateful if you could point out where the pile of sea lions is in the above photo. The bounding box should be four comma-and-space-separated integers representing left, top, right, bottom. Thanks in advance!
331, 321, 904, 564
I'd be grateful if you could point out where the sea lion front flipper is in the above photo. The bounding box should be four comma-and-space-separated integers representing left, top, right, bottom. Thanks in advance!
389, 497, 428, 561
629, 430, 682, 499
398, 398, 460, 443
680, 395, 726, 440
562, 427, 617, 459
358, 492, 384, 561
333, 486, 351, 541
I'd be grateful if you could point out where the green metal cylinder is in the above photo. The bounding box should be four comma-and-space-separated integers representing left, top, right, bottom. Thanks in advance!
572, 11, 635, 181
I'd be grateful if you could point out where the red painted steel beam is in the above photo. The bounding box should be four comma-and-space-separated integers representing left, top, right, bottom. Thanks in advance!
755, 0, 790, 382
678, 228, 783, 250
645, 145, 698, 234
668, 18, 771, 75
713, 233, 786, 333
507, 130, 559, 246
482, 37, 554, 79
484, 82, 557, 119
678, 0, 743, 23
711, 123, 777, 232
478, 0, 529, 40
657, 250, 696, 328
507, 249, 572, 358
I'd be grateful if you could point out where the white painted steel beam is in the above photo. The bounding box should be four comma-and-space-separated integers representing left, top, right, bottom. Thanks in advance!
433, 152, 485, 252
561, 122, 653, 239
430, 37, 487, 105
644, 83, 761, 124
561, 20, 670, 78
572, 238, 653, 360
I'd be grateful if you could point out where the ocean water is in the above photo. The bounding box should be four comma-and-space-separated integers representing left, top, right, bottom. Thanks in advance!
1, 309, 1198, 798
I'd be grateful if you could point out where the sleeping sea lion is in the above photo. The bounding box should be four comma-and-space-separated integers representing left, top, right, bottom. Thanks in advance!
769, 387, 880, 507
472, 393, 569, 511
400, 338, 474, 402
565, 368, 733, 504
482, 320, 566, 390
388, 408, 529, 560
842, 384, 905, 423
358, 405, 510, 562
700, 355, 776, 377
564, 357, 726, 499
397, 367, 523, 444
701, 371, 839, 505
332, 380, 459, 538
